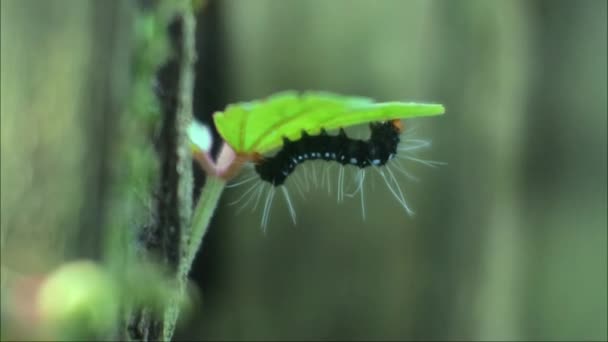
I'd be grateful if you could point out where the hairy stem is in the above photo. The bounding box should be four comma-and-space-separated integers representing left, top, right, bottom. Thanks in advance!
158, 4, 197, 340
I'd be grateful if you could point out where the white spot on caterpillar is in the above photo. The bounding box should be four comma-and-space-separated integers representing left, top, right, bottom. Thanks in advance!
350, 158, 357, 164
372, 159, 381, 166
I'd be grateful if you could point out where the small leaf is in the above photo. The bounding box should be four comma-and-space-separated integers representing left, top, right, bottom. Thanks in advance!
213, 91, 445, 155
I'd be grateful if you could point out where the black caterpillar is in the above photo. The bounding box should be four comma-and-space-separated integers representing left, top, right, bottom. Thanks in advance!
254, 120, 402, 186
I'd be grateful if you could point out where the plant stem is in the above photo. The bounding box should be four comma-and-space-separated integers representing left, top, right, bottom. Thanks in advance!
183, 176, 226, 278
162, 176, 225, 341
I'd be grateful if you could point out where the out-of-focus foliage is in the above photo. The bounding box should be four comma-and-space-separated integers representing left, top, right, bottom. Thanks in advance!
1, 0, 97, 273
1, 0, 191, 339
37, 261, 119, 340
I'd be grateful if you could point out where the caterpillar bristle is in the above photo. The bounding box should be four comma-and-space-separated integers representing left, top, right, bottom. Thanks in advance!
390, 158, 421, 182
281, 186, 297, 225
337, 166, 345, 203
399, 155, 446, 168
251, 183, 266, 212
261, 186, 276, 231
228, 181, 258, 206
311, 162, 319, 187
289, 170, 307, 200
384, 164, 414, 215
358, 170, 367, 220
323, 163, 332, 194
226, 175, 257, 188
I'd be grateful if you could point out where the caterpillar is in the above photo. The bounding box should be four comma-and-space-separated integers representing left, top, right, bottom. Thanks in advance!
254, 120, 403, 186
227, 120, 441, 229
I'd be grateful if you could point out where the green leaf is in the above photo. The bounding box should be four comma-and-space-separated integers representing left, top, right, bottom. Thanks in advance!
213, 91, 445, 155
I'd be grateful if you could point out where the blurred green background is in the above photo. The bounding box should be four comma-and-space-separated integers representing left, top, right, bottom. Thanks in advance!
1, 0, 606, 341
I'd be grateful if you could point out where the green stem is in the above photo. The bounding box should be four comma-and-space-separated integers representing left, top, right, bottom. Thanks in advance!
162, 176, 225, 341
182, 176, 226, 278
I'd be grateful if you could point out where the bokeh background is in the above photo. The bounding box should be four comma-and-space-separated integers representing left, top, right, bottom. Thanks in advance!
2, 0, 607, 341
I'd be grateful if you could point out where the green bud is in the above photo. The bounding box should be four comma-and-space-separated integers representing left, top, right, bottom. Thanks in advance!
37, 261, 119, 340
